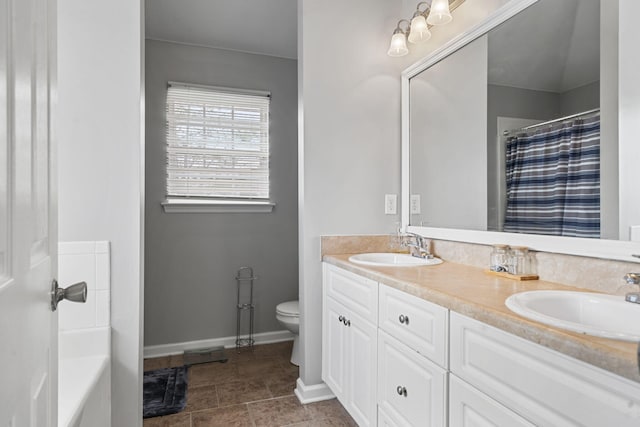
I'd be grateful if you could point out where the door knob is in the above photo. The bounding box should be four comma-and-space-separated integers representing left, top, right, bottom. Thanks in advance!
50, 279, 87, 311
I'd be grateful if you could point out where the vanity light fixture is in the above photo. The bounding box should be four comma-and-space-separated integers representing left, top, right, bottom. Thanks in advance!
387, 20, 410, 57
427, 0, 453, 25
408, 4, 431, 44
388, 0, 462, 57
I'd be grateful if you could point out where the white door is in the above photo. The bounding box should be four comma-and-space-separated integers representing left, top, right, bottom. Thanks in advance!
0, 0, 58, 425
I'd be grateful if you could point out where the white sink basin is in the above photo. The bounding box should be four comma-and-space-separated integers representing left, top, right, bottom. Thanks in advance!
505, 290, 640, 341
348, 253, 443, 267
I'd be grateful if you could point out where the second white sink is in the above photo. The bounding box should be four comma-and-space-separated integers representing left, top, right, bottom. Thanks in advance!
349, 253, 443, 267
505, 290, 640, 342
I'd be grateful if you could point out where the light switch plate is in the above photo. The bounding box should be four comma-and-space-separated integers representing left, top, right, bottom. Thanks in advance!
385, 194, 397, 215
410, 194, 421, 214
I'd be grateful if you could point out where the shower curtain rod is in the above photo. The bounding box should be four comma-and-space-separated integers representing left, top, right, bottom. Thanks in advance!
503, 108, 600, 136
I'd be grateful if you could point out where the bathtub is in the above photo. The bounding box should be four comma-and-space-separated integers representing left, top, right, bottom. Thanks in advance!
58, 327, 111, 427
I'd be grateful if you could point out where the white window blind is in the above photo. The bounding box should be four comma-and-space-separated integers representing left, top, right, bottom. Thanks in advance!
166, 83, 270, 199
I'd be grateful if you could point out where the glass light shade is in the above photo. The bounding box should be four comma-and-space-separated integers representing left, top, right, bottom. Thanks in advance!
427, 0, 452, 25
408, 15, 431, 43
387, 32, 409, 57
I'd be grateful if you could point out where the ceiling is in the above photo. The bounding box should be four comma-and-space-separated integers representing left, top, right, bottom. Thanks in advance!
488, 0, 600, 93
145, 0, 298, 59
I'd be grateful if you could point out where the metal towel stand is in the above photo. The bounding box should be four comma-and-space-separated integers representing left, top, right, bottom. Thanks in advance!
235, 267, 257, 352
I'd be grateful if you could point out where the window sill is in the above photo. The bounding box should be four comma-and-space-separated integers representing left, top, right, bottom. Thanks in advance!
161, 199, 275, 213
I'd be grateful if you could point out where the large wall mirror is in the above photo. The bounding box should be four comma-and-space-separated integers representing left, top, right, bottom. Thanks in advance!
402, 0, 640, 262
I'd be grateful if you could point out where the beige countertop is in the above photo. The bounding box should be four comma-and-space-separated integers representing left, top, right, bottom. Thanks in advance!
323, 254, 640, 384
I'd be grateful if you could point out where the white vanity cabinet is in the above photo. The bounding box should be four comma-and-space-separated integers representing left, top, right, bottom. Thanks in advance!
449, 375, 534, 427
322, 264, 378, 426
377, 284, 449, 426
322, 263, 640, 427
450, 312, 640, 427
377, 330, 447, 426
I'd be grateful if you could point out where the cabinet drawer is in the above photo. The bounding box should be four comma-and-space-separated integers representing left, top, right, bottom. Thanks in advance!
449, 374, 534, 427
378, 330, 447, 427
323, 263, 378, 324
450, 312, 640, 427
379, 283, 448, 368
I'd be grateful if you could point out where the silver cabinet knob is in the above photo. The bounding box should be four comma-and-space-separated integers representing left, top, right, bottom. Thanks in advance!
51, 279, 87, 311
396, 386, 407, 397
338, 315, 344, 322
399, 314, 409, 325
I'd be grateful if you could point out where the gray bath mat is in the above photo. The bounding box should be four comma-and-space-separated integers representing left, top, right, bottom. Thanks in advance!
143, 366, 188, 418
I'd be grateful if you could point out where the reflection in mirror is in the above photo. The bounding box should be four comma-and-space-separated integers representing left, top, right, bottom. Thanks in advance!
408, 0, 619, 239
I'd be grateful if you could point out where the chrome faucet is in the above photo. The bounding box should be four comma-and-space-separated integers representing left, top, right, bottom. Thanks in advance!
624, 273, 640, 304
403, 232, 433, 259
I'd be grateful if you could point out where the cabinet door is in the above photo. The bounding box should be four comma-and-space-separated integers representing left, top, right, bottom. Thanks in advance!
324, 263, 378, 323
450, 312, 640, 426
378, 330, 447, 427
345, 308, 378, 427
449, 375, 534, 427
379, 283, 448, 368
322, 297, 348, 401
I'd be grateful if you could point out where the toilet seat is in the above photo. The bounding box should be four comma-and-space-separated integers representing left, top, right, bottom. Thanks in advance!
276, 300, 299, 317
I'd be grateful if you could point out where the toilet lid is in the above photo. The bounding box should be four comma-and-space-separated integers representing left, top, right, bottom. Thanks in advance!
276, 300, 299, 316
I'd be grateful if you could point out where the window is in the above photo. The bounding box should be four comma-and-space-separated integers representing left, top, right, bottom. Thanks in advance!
163, 82, 273, 213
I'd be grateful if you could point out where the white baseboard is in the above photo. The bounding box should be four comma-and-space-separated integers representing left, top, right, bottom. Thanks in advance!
143, 330, 294, 358
294, 378, 335, 404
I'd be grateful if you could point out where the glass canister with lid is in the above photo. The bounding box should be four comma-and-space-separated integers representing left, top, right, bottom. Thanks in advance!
489, 244, 510, 273
510, 246, 530, 275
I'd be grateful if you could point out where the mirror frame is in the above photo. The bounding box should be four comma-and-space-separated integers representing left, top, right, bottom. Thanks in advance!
401, 0, 640, 263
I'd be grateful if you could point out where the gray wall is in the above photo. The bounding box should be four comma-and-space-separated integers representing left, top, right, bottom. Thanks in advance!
560, 80, 600, 116
411, 35, 488, 230
58, 1, 143, 425
145, 40, 298, 346
297, 0, 513, 396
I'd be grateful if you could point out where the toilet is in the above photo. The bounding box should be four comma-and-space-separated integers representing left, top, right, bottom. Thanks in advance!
276, 300, 300, 366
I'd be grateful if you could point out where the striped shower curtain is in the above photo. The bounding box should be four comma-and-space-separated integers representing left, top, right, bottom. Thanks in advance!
503, 115, 600, 238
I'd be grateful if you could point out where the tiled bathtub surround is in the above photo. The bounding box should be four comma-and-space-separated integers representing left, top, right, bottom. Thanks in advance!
320, 235, 640, 295
58, 241, 112, 427
58, 241, 111, 330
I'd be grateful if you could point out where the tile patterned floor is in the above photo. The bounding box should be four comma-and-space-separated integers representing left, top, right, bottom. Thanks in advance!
143, 341, 357, 427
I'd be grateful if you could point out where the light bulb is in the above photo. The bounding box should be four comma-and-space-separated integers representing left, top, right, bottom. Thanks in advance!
387, 31, 408, 57
427, 0, 452, 25
408, 14, 431, 43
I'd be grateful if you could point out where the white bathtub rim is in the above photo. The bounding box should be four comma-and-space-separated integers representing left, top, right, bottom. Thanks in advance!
58, 355, 109, 427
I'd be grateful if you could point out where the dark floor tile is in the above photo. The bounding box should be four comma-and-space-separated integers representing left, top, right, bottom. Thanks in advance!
304, 399, 352, 421
189, 361, 240, 387
216, 379, 272, 406
170, 354, 185, 367
144, 343, 351, 427
264, 369, 298, 398
185, 384, 219, 412
278, 359, 300, 376
252, 341, 294, 360
248, 396, 309, 427
307, 417, 358, 427
238, 357, 284, 377
192, 404, 252, 427
143, 412, 191, 427
284, 418, 357, 427
144, 356, 172, 371
225, 347, 258, 363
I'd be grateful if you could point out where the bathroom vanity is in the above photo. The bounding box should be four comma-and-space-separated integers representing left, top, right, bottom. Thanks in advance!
321, 257, 640, 427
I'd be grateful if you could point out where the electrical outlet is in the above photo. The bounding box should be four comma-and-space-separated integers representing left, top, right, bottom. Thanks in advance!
384, 194, 397, 215
410, 194, 421, 214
